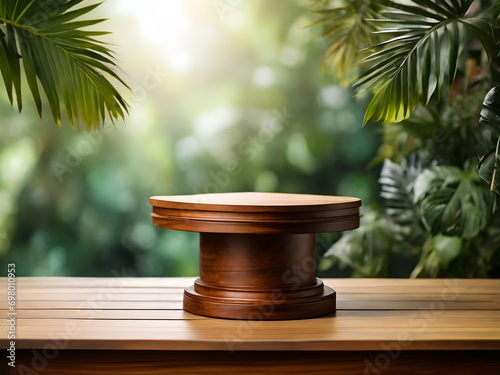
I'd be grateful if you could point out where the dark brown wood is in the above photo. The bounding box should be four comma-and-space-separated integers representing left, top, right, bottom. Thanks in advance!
184, 233, 335, 319
9, 350, 500, 375
149, 192, 361, 234
149, 192, 361, 320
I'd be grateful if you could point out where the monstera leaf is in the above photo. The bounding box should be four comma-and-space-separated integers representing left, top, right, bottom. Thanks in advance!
433, 234, 462, 266
413, 166, 492, 239
477, 86, 500, 195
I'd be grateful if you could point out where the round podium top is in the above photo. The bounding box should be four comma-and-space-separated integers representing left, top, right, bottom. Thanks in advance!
149, 192, 361, 234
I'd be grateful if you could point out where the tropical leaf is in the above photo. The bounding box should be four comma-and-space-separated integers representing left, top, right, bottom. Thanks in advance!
320, 210, 410, 277
368, 106, 439, 167
432, 234, 462, 266
413, 165, 492, 239
355, 0, 499, 125
411, 234, 462, 278
0, 0, 129, 129
410, 236, 439, 278
379, 157, 429, 249
379, 158, 419, 215
307, 0, 383, 85
477, 85, 500, 194
470, 210, 500, 277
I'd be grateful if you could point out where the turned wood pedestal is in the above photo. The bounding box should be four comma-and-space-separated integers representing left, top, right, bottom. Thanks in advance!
149, 192, 361, 320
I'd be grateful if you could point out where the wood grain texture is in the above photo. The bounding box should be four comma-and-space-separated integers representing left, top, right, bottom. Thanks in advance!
5, 277, 499, 289
149, 192, 361, 234
8, 350, 500, 375
1, 277, 499, 352
183, 232, 336, 319
149, 192, 362, 319
150, 192, 361, 210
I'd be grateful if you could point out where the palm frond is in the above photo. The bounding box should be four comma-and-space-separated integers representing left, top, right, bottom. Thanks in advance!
356, 0, 499, 125
0, 0, 129, 129
308, 0, 383, 85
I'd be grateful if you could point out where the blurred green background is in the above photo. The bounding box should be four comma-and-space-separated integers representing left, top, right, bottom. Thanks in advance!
0, 0, 381, 277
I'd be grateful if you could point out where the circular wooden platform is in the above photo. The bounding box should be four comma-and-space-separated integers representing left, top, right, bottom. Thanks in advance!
149, 192, 361, 320
149, 192, 361, 234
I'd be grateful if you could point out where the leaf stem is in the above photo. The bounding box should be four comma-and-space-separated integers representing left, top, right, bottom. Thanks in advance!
0, 16, 39, 36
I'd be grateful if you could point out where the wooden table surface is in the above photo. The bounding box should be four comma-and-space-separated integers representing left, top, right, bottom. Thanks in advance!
1, 277, 500, 374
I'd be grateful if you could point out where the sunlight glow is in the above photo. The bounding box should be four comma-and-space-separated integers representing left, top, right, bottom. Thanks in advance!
116, 0, 194, 72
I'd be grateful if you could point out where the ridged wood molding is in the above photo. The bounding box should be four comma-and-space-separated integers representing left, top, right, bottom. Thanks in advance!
149, 192, 361, 319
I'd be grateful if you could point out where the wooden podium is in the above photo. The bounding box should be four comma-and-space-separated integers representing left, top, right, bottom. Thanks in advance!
149, 192, 361, 320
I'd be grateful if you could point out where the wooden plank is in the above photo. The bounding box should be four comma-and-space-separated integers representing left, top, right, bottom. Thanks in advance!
1, 277, 499, 352
0, 287, 186, 295
9, 299, 499, 310
0, 309, 208, 320
5, 333, 500, 351
13, 317, 500, 329
1, 277, 197, 288
8, 289, 500, 307
5, 277, 500, 289
5, 309, 500, 320
4, 280, 499, 309
14, 293, 184, 301
13, 301, 183, 310
3, 318, 500, 351
10, 350, 500, 375
3, 283, 499, 295
334, 309, 500, 318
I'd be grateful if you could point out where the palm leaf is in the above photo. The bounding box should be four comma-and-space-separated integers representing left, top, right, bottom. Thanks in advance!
307, 0, 383, 85
0, 0, 129, 129
356, 0, 499, 125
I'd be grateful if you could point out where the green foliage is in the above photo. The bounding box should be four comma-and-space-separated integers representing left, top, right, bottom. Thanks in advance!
477, 86, 500, 194
311, 0, 499, 124
313, 0, 500, 278
359, 0, 497, 124
413, 166, 491, 238
0, 0, 129, 128
0, 1, 381, 277
324, 158, 423, 277
433, 234, 462, 266
368, 107, 441, 167
410, 235, 461, 277
323, 158, 498, 277
308, 0, 382, 84
379, 158, 426, 242
320, 210, 406, 277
